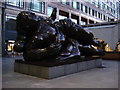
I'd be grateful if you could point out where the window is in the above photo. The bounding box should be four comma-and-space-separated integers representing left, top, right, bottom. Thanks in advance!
108, 17, 110, 21
89, 8, 92, 16
6, 0, 24, 8
98, 12, 100, 18
107, 0, 109, 3
71, 14, 79, 24
101, 14, 102, 19
89, 8, 91, 14
72, 1, 77, 9
72, 1, 80, 10
59, 10, 69, 19
85, 6, 87, 13
82, 5, 87, 13
102, 2, 105, 10
110, 2, 115, 8
110, 8, 113, 13
106, 16, 108, 21
113, 10, 115, 14
6, 16, 16, 21
89, 20, 94, 24
60, 0, 66, 4
105, 4, 107, 10
104, 15, 106, 20
110, 8, 112, 12
60, 0, 69, 5
81, 17, 87, 25
59, 15, 67, 19
102, 3, 107, 10
77, 2, 80, 10
113, 4, 115, 8
47, 6, 54, 16
107, 6, 109, 11
98, 2, 101, 8
71, 18, 77, 24
110, 2, 112, 6
92, 9, 94, 16
5, 16, 16, 31
28, 0, 45, 13
81, 21, 86, 25
95, 11, 97, 17
81, 3, 83, 12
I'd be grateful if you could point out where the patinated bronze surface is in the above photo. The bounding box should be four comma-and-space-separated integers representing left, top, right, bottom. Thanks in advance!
14, 8, 104, 61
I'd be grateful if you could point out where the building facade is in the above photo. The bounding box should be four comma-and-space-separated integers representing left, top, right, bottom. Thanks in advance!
117, 1, 120, 19
1, 0, 120, 56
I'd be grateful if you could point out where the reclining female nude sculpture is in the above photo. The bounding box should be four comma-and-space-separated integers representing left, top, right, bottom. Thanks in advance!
14, 8, 104, 61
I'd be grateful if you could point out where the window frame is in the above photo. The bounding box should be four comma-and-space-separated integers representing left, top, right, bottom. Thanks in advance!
28, 0, 45, 13
6, 0, 24, 8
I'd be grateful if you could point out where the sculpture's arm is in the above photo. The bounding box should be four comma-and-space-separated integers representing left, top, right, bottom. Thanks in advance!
59, 18, 100, 46
50, 8, 57, 21
45, 8, 57, 26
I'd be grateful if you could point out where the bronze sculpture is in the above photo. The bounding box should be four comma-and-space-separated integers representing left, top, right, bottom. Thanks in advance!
14, 8, 104, 61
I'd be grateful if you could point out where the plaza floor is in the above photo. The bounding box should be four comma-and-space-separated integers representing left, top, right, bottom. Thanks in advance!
1, 57, 119, 88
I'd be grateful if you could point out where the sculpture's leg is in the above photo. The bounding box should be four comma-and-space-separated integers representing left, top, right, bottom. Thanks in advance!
56, 40, 80, 60
23, 42, 62, 61
79, 45, 105, 56
59, 18, 100, 46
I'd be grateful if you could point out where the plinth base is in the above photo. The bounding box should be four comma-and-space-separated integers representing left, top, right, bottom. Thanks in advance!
14, 57, 102, 79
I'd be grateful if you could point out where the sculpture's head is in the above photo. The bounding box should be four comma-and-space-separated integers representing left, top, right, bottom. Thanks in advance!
17, 11, 39, 36
15, 11, 57, 53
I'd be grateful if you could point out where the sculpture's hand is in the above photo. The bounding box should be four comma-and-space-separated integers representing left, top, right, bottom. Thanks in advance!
14, 35, 26, 53
50, 8, 57, 21
14, 40, 25, 53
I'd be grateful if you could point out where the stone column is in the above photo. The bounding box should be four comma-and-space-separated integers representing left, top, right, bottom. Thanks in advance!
87, 18, 89, 24
0, 3, 2, 57
1, 3, 6, 57
56, 8, 59, 21
79, 15, 81, 25
69, 11, 71, 19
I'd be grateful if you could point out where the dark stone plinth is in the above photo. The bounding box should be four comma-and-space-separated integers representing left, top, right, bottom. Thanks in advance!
14, 56, 102, 79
